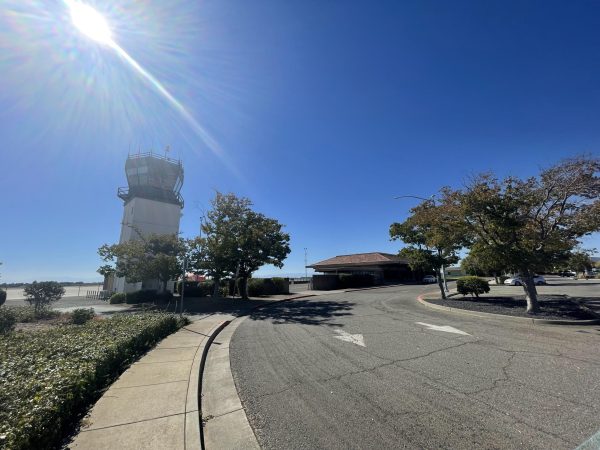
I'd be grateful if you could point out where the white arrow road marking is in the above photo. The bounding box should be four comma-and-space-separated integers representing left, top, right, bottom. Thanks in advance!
333, 329, 366, 347
415, 322, 470, 336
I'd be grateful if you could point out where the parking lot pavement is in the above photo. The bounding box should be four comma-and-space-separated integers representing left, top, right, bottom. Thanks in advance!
230, 283, 600, 449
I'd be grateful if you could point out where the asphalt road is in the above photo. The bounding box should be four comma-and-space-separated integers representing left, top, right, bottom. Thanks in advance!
230, 284, 600, 449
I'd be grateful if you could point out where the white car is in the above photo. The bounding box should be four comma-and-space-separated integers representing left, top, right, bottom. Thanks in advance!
504, 276, 546, 286
422, 275, 437, 284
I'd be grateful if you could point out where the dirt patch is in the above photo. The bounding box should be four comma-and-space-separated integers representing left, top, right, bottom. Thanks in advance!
14, 315, 71, 332
428, 295, 598, 321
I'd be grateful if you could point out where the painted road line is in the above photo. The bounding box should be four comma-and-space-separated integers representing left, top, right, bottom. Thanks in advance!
333, 329, 366, 347
415, 322, 470, 336
576, 428, 600, 450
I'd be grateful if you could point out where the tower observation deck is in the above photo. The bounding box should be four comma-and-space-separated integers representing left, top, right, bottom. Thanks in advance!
118, 152, 184, 208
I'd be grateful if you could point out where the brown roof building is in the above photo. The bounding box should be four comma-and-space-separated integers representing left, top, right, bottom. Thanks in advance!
308, 252, 412, 283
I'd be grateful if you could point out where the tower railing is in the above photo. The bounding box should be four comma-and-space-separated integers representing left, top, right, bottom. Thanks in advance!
127, 151, 182, 166
118, 186, 184, 208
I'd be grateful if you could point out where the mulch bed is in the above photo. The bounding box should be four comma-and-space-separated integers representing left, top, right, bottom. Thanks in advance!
428, 295, 599, 321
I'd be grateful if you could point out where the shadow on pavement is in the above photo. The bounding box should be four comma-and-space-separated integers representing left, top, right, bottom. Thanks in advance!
247, 298, 355, 326
126, 297, 272, 319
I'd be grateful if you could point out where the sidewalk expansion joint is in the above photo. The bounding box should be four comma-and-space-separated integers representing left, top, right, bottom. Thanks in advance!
182, 327, 213, 337
203, 407, 243, 422
136, 358, 195, 365
81, 412, 187, 432
111, 379, 189, 390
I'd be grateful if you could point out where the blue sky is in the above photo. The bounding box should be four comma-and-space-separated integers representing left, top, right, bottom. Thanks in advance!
1, 0, 599, 282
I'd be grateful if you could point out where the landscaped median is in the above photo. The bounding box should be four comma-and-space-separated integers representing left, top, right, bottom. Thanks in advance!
0, 312, 188, 450
418, 285, 600, 325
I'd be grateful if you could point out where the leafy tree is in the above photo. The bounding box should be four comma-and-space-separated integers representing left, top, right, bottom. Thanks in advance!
452, 155, 600, 313
189, 193, 291, 299
567, 250, 593, 276
23, 281, 65, 313
390, 198, 465, 299
187, 193, 249, 297
235, 209, 291, 299
98, 233, 186, 293
460, 243, 510, 283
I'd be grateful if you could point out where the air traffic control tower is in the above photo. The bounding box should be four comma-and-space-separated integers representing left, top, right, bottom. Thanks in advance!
113, 152, 184, 293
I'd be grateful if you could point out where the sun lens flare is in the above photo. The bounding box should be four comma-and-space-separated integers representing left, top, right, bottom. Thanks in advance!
67, 1, 113, 46
59, 0, 226, 165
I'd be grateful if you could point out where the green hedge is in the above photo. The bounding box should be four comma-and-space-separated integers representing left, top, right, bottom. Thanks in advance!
176, 280, 215, 297
456, 276, 490, 298
0, 307, 16, 333
0, 312, 187, 449
246, 278, 289, 296
125, 290, 173, 304
0, 289, 6, 306
109, 292, 126, 304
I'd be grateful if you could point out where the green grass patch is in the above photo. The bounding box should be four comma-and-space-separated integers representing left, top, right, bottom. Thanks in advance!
0, 312, 188, 449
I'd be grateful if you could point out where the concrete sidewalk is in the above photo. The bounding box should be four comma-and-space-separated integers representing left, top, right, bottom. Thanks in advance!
70, 315, 231, 449
68, 287, 382, 449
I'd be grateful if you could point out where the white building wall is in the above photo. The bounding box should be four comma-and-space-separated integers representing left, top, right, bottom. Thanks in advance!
114, 197, 182, 293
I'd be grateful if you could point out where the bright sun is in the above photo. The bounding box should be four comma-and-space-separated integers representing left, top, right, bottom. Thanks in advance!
67, 1, 113, 46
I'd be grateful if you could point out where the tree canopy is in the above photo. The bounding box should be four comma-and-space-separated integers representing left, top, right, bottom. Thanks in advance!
451, 156, 599, 312
390, 199, 464, 298
98, 233, 186, 293
188, 192, 291, 298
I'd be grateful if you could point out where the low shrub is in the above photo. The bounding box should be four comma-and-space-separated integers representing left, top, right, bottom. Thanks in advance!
271, 277, 290, 295
70, 308, 95, 325
0, 289, 6, 306
23, 281, 65, 312
176, 280, 214, 297
0, 307, 16, 333
155, 291, 174, 302
0, 312, 188, 449
456, 276, 491, 298
2, 306, 60, 323
109, 292, 126, 304
125, 289, 157, 304
246, 278, 289, 296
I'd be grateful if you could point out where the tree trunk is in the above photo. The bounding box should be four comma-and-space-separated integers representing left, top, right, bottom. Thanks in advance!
436, 268, 447, 299
521, 273, 540, 313
212, 278, 220, 298
493, 272, 500, 285
239, 277, 249, 300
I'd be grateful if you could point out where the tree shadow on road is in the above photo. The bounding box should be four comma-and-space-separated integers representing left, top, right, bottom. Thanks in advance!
247, 298, 355, 326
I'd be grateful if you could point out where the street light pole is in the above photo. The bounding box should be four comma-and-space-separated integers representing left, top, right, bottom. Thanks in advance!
304, 248, 308, 280
180, 257, 187, 316
394, 194, 450, 293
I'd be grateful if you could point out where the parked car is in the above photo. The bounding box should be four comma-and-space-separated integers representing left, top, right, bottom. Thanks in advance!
558, 271, 576, 278
504, 275, 546, 286
422, 275, 437, 284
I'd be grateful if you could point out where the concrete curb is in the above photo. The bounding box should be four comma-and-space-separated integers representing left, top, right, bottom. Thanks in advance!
417, 295, 600, 326
201, 317, 260, 450
193, 320, 231, 450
